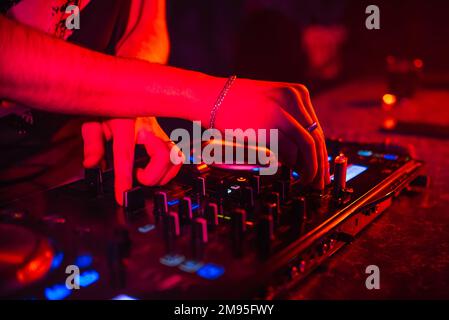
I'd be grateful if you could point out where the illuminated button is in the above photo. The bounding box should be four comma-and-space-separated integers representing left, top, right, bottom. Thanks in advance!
51, 252, 64, 270
179, 260, 204, 273
382, 93, 397, 107
79, 270, 99, 287
74, 254, 93, 268
112, 294, 138, 300
45, 284, 71, 300
138, 224, 155, 234
160, 254, 185, 267
346, 165, 368, 181
358, 150, 373, 157
383, 154, 399, 161
167, 199, 180, 207
292, 171, 300, 180
331, 164, 368, 183
237, 177, 247, 183
197, 263, 225, 280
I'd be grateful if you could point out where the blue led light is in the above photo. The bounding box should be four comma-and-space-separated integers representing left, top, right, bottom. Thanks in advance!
75, 254, 93, 268
331, 164, 368, 182
168, 199, 180, 207
79, 270, 100, 287
358, 150, 373, 157
112, 294, 138, 300
328, 156, 333, 162
138, 224, 156, 233
197, 263, 225, 280
189, 155, 195, 163
51, 252, 64, 270
383, 154, 399, 161
45, 284, 71, 300
191, 203, 200, 211
251, 168, 260, 172
292, 171, 300, 179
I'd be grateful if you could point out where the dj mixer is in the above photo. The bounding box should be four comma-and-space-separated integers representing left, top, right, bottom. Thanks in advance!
0, 139, 424, 300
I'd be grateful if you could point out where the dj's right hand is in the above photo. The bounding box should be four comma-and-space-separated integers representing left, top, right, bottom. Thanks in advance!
210, 78, 330, 190
82, 117, 184, 206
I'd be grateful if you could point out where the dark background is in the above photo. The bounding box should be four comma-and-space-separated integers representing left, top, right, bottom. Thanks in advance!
167, 0, 449, 87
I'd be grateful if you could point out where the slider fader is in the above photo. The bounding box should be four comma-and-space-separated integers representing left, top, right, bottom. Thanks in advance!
0, 139, 425, 300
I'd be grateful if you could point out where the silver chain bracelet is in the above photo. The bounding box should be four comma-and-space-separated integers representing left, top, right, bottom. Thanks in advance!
209, 75, 237, 129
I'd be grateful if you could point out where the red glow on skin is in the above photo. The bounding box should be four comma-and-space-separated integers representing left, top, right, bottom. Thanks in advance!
16, 245, 54, 284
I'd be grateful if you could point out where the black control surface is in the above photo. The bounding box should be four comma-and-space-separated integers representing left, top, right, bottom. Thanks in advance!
0, 140, 424, 300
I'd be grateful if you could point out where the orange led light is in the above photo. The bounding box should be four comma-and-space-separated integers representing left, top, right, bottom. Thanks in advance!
382, 94, 397, 106
197, 163, 208, 171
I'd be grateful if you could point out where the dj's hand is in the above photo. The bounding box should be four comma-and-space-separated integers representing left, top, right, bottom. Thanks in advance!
82, 117, 184, 205
213, 79, 330, 190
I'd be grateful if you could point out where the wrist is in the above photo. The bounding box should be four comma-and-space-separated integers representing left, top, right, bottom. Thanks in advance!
183, 73, 227, 126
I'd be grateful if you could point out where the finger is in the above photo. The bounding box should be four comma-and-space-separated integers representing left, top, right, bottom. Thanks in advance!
279, 87, 325, 189
81, 122, 105, 168
294, 84, 331, 185
158, 144, 184, 185
310, 130, 326, 190
158, 158, 183, 185
275, 109, 318, 185
109, 119, 136, 206
282, 86, 326, 189
102, 121, 113, 141
276, 131, 299, 168
136, 132, 176, 186
322, 139, 331, 184
279, 84, 329, 183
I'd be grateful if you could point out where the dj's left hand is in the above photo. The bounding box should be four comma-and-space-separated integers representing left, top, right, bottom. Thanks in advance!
82, 117, 184, 205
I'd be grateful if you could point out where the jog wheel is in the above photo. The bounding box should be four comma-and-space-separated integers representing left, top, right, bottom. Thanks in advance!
0, 223, 54, 296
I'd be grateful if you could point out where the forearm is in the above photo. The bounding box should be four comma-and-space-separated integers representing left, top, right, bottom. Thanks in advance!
0, 16, 221, 123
